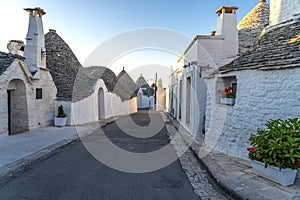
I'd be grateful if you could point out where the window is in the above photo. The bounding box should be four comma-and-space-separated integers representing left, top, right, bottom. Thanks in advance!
216, 76, 237, 106
36, 88, 42, 99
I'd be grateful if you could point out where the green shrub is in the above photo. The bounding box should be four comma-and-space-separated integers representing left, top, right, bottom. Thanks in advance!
248, 118, 300, 170
57, 105, 67, 118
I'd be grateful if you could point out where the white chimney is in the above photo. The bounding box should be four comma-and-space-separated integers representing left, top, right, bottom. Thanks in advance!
24, 7, 46, 69
215, 6, 239, 59
269, 0, 300, 27
7, 40, 24, 56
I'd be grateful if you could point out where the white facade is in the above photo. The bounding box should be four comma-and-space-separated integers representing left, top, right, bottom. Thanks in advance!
56, 79, 137, 126
169, 6, 238, 138
156, 79, 166, 111
137, 87, 154, 110
0, 59, 56, 134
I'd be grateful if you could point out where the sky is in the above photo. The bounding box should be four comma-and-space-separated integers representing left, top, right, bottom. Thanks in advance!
0, 0, 270, 85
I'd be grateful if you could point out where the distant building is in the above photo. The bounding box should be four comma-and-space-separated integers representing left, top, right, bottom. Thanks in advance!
135, 74, 154, 110
156, 78, 166, 111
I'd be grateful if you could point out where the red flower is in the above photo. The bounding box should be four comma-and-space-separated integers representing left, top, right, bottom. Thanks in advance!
296, 162, 300, 167
224, 88, 229, 92
247, 147, 255, 152
227, 87, 232, 91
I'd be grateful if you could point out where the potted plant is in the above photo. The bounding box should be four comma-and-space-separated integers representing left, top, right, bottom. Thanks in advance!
54, 105, 67, 127
247, 118, 300, 186
218, 86, 236, 105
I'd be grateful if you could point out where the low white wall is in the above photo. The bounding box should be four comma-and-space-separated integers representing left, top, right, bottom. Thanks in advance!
61, 78, 137, 126
105, 93, 137, 118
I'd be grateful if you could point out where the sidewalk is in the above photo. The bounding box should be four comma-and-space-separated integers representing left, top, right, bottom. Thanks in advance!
0, 118, 115, 179
166, 113, 300, 200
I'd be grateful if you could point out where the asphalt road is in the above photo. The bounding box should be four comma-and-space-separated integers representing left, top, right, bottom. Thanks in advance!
0, 111, 200, 200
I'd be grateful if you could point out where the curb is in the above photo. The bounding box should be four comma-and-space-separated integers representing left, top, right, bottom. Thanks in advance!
164, 112, 241, 200
0, 138, 78, 181
0, 118, 117, 182
164, 112, 300, 200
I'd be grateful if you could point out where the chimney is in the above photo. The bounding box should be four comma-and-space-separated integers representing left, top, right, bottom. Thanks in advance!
7, 40, 25, 56
24, 7, 46, 69
215, 6, 238, 36
215, 6, 239, 58
269, 0, 300, 27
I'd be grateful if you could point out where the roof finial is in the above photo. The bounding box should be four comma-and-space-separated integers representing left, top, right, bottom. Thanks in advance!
259, 0, 266, 2
123, 66, 125, 71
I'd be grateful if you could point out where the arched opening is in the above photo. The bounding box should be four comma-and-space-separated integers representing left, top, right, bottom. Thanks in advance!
98, 88, 105, 119
7, 79, 29, 135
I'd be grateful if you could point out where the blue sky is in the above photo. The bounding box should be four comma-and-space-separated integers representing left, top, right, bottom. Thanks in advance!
0, 0, 269, 84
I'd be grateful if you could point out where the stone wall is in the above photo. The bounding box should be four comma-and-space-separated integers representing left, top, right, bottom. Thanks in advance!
204, 68, 300, 160
0, 59, 56, 134
269, 0, 300, 27
29, 69, 57, 128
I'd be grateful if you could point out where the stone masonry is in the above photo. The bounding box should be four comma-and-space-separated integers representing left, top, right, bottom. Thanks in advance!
238, 0, 269, 54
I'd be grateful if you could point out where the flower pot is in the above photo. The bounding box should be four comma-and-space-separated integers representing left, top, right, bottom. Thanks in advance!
54, 117, 67, 127
220, 98, 235, 105
252, 160, 297, 186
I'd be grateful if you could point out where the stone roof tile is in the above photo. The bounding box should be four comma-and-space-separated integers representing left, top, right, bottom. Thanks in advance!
45, 31, 136, 102
117, 69, 137, 98
220, 21, 300, 72
136, 74, 149, 88
238, 1, 269, 54
0, 51, 24, 75
45, 31, 82, 101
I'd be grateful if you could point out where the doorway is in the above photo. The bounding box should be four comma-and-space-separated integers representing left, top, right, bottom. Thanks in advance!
7, 79, 29, 135
98, 88, 105, 119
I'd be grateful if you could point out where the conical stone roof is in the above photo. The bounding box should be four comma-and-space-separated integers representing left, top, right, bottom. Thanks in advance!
117, 68, 137, 98
220, 21, 300, 72
45, 31, 82, 101
136, 74, 149, 88
86, 66, 117, 92
45, 31, 135, 102
238, 0, 270, 54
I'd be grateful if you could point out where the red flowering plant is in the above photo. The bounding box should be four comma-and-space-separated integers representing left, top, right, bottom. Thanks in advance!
248, 118, 300, 170
218, 87, 236, 98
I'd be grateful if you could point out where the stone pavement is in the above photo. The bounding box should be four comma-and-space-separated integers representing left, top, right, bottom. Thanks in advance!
165, 123, 229, 199
0, 118, 116, 180
164, 112, 300, 200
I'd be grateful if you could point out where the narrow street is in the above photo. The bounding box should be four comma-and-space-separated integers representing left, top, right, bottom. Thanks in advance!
0, 112, 225, 200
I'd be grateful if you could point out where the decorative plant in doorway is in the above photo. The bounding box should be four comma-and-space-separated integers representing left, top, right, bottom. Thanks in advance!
54, 105, 67, 127
247, 118, 300, 186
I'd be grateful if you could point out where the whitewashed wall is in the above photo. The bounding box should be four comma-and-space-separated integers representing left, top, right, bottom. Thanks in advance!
204, 68, 300, 160
137, 88, 154, 109
60, 78, 137, 126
